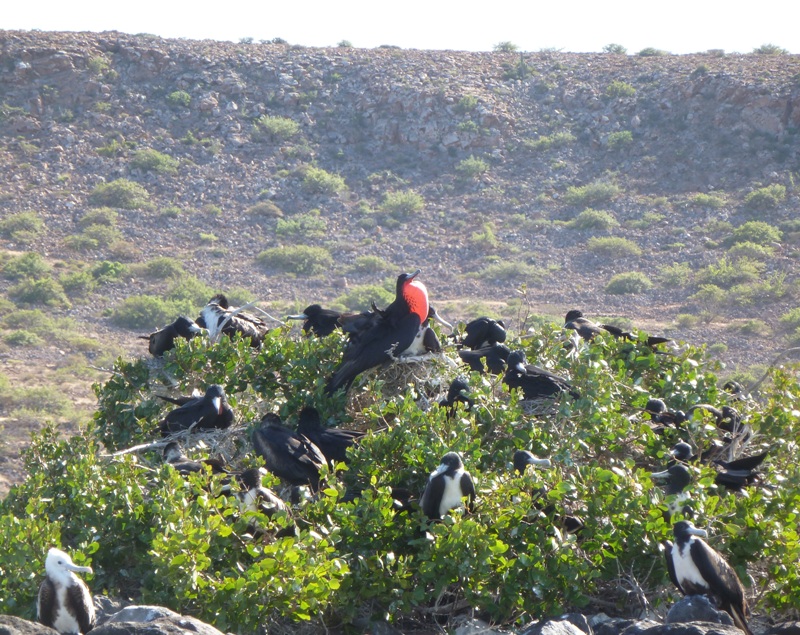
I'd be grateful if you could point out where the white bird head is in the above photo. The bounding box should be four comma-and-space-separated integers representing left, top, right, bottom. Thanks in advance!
45, 548, 92, 585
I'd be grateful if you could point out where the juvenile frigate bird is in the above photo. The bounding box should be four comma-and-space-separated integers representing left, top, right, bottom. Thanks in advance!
564, 309, 671, 347
326, 270, 430, 394
287, 304, 343, 337
404, 305, 452, 356
141, 316, 204, 356
438, 376, 474, 414
503, 350, 578, 400
295, 406, 365, 466
159, 384, 234, 436
664, 520, 753, 635
197, 294, 269, 348
37, 547, 96, 635
251, 413, 326, 491
420, 452, 476, 520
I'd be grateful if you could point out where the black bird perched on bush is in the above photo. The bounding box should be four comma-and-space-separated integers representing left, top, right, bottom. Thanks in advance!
295, 406, 365, 466
326, 270, 430, 394
664, 520, 753, 635
513, 451, 585, 534
458, 342, 510, 374
236, 467, 287, 517
251, 413, 326, 491
461, 317, 506, 350
668, 441, 767, 492
564, 309, 671, 347
686, 403, 747, 437
162, 441, 228, 476
503, 350, 578, 400
197, 294, 270, 348
159, 384, 234, 435
286, 304, 343, 337
420, 451, 476, 520
651, 463, 694, 519
438, 376, 474, 413
644, 398, 687, 433
141, 316, 204, 356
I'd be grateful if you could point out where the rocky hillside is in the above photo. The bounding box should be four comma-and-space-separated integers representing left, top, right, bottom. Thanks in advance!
0, 30, 799, 491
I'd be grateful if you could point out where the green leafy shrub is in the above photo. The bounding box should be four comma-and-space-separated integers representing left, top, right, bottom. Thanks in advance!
779, 308, 800, 331
8, 277, 71, 308
744, 184, 786, 210
493, 41, 519, 52
65, 225, 123, 251
59, 270, 97, 295
275, 211, 327, 238
350, 255, 391, 274
254, 115, 300, 141
257, 245, 333, 275
0, 211, 44, 242
475, 261, 546, 284
729, 220, 782, 246
607, 130, 633, 149
604, 271, 653, 294
697, 257, 764, 289
1, 252, 50, 280
689, 192, 725, 209
563, 180, 621, 207
602, 43, 627, 54
587, 236, 642, 258
727, 241, 774, 260
728, 273, 789, 306
605, 80, 636, 98
88, 179, 151, 209
111, 295, 182, 329
566, 209, 618, 231
455, 155, 489, 179
138, 257, 186, 280
674, 313, 699, 328
335, 284, 394, 311
455, 95, 479, 113
379, 190, 425, 220
659, 262, 693, 288
246, 201, 284, 218
687, 284, 727, 317
637, 47, 667, 56
752, 43, 789, 55
78, 207, 118, 228
3, 330, 45, 347
301, 166, 347, 195
166, 90, 191, 108
522, 131, 576, 152
130, 149, 179, 174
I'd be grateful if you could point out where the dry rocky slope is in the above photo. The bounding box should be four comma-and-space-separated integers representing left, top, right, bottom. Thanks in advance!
0, 30, 799, 490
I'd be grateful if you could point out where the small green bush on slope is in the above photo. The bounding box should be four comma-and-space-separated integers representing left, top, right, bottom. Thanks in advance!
0, 324, 798, 630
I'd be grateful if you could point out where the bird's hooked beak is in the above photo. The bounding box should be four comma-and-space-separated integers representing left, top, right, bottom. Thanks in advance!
65, 562, 93, 574
527, 458, 552, 469
188, 323, 205, 334
212, 396, 223, 415
409, 269, 421, 280
286, 313, 309, 321
430, 308, 453, 331
515, 361, 526, 373
686, 524, 708, 538
431, 462, 448, 477
650, 469, 671, 480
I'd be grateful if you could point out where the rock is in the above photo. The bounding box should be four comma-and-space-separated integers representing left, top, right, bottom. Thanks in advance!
103, 606, 182, 624
0, 616, 58, 635
766, 624, 800, 635
521, 619, 590, 635
90, 615, 226, 635
622, 622, 747, 635
666, 596, 734, 626
452, 617, 512, 635
560, 613, 593, 635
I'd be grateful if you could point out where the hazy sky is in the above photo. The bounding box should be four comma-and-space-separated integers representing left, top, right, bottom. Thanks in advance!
4, 0, 798, 54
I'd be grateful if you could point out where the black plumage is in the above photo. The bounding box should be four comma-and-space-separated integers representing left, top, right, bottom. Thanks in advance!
37, 548, 95, 635
159, 384, 234, 436
503, 349, 578, 400
669, 441, 767, 492
461, 317, 506, 350
162, 441, 228, 476
687, 404, 747, 436
438, 376, 474, 413
295, 406, 365, 466
251, 413, 326, 491
287, 304, 342, 337
564, 309, 670, 347
326, 270, 430, 394
197, 294, 269, 348
141, 316, 204, 356
458, 342, 510, 374
664, 520, 752, 635
420, 452, 476, 520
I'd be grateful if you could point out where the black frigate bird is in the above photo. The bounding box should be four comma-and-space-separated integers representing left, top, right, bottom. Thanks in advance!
236, 467, 287, 517
564, 309, 671, 347
438, 376, 474, 413
404, 305, 452, 356
197, 294, 270, 348
461, 316, 507, 350
286, 304, 343, 338
140, 315, 204, 356
251, 413, 326, 492
420, 452, 476, 520
644, 398, 687, 433
295, 406, 365, 466
325, 270, 431, 394
650, 463, 694, 519
458, 342, 511, 374
668, 441, 767, 493
503, 349, 579, 400
686, 403, 748, 437
159, 384, 234, 436
664, 520, 753, 635
37, 548, 95, 635
162, 441, 229, 476
513, 450, 584, 535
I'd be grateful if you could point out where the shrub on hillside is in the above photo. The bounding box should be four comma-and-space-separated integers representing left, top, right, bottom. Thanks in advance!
455, 155, 489, 179
602, 44, 627, 54
729, 221, 782, 246
78, 207, 118, 229
604, 271, 653, 294
727, 241, 774, 261
257, 245, 333, 275
88, 179, 151, 209
698, 257, 764, 289
111, 295, 182, 330
566, 209, 618, 231
335, 284, 394, 311
0, 211, 44, 242
658, 262, 693, 288
587, 236, 642, 258
379, 190, 425, 220
276, 211, 327, 238
604, 80, 636, 98
1, 252, 50, 281
246, 201, 284, 218
9, 277, 70, 309
253, 115, 300, 141
689, 193, 725, 209
301, 166, 347, 195
130, 149, 179, 174
563, 180, 621, 207
166, 90, 191, 108
744, 184, 786, 210
607, 130, 633, 149
522, 131, 576, 152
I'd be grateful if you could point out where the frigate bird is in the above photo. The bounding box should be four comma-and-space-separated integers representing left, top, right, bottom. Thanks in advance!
664, 520, 753, 635
287, 304, 342, 337
251, 413, 326, 491
460, 317, 507, 350
503, 350, 578, 400
564, 309, 671, 346
295, 406, 365, 466
458, 342, 510, 374
236, 467, 287, 517
162, 441, 228, 476
687, 404, 748, 437
651, 464, 694, 519
159, 384, 234, 436
404, 305, 452, 356
197, 294, 269, 348
326, 270, 430, 394
140, 316, 204, 356
37, 547, 96, 635
420, 452, 476, 520
668, 441, 767, 493
438, 376, 474, 413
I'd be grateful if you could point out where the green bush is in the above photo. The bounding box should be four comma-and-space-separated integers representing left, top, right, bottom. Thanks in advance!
563, 180, 621, 207
697, 257, 764, 289
335, 284, 394, 311
0, 211, 44, 242
166, 90, 191, 108
566, 209, 618, 231
729, 220, 782, 246
130, 149, 179, 174
301, 166, 347, 195
9, 277, 71, 308
246, 201, 284, 218
257, 245, 333, 275
752, 43, 789, 55
59, 270, 97, 296
522, 131, 576, 152
604, 271, 653, 294
744, 184, 786, 210
493, 41, 519, 52
379, 190, 425, 220
727, 241, 774, 261
1, 252, 50, 281
602, 44, 627, 54
111, 295, 182, 329
689, 193, 725, 209
78, 207, 118, 229
275, 211, 327, 238
607, 130, 633, 149
139, 257, 186, 280
605, 80, 636, 98
3, 330, 45, 347
455, 155, 489, 179
455, 95, 479, 113
659, 262, 693, 288
88, 179, 151, 209
475, 261, 546, 284
350, 255, 391, 274
637, 47, 667, 56
688, 284, 727, 316
587, 236, 642, 258
254, 115, 301, 141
